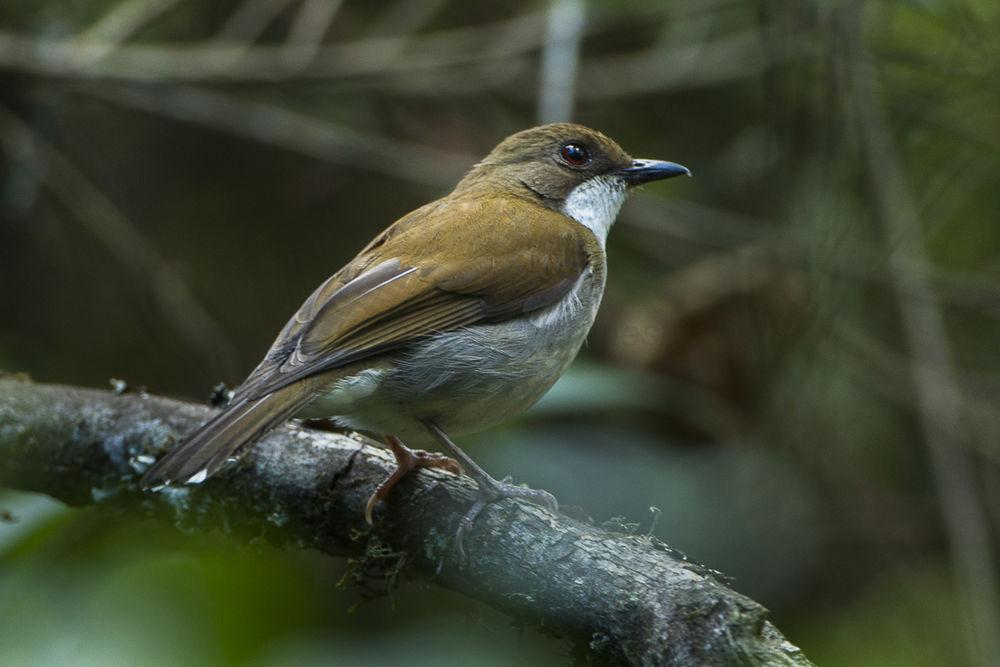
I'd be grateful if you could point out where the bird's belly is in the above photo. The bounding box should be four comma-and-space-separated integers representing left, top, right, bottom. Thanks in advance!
381, 320, 585, 434
304, 270, 602, 441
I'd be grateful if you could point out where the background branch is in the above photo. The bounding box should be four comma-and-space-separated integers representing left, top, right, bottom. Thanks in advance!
0, 377, 811, 667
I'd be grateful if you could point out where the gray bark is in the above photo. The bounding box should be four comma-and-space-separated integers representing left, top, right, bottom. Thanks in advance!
0, 377, 813, 666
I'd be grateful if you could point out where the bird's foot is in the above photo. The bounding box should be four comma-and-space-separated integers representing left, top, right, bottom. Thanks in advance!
455, 474, 558, 559
364, 435, 462, 524
417, 419, 559, 560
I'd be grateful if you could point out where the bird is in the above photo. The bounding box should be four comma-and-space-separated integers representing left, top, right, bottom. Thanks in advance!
141, 123, 689, 551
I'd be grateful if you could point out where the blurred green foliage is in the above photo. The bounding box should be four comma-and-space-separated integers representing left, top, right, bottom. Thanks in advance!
1, 0, 999, 665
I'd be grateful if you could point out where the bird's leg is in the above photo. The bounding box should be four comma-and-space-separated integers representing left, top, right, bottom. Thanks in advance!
364, 434, 462, 524
421, 419, 558, 558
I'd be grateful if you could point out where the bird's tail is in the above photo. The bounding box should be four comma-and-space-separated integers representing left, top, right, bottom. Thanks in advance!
140, 384, 313, 490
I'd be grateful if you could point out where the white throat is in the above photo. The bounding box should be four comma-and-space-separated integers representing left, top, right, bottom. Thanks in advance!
561, 176, 627, 246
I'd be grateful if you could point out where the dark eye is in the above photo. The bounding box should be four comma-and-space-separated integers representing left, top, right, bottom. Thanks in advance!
560, 143, 590, 166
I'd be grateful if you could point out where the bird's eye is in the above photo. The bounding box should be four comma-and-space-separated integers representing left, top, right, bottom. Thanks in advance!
560, 143, 590, 166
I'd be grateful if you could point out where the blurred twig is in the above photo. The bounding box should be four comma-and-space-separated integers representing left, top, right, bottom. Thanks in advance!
0, 12, 548, 82
364, 0, 448, 39
623, 202, 1000, 319
537, 0, 585, 123
0, 104, 240, 379
0, 378, 815, 667
828, 327, 1000, 462
843, 6, 1000, 665
357, 0, 449, 71
0, 3, 783, 96
73, 0, 184, 64
376, 28, 788, 99
82, 84, 473, 186
214, 0, 295, 43
282, 0, 343, 69
576, 30, 789, 99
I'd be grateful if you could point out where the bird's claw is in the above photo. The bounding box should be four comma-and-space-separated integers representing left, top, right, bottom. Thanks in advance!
454, 477, 559, 559
364, 436, 463, 525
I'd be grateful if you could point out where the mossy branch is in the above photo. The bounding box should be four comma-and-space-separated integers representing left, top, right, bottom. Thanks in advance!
0, 378, 812, 666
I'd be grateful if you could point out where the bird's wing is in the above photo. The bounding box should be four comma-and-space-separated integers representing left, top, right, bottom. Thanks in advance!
237, 197, 589, 399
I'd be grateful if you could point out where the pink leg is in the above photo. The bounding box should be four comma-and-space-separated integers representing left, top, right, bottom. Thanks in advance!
364, 435, 462, 524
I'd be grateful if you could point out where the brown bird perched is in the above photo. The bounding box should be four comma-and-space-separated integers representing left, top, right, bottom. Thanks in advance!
141, 123, 689, 551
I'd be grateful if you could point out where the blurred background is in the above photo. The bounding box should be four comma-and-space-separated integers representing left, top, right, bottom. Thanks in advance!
1, 0, 999, 665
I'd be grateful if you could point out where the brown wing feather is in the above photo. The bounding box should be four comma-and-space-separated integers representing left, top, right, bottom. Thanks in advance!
238, 196, 589, 399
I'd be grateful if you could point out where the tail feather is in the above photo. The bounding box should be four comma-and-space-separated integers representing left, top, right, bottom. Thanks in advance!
140, 386, 312, 490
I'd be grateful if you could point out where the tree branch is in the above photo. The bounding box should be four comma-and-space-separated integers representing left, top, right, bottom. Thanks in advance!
0, 377, 812, 666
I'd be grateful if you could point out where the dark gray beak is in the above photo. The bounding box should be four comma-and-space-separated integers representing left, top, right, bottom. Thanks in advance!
619, 159, 691, 185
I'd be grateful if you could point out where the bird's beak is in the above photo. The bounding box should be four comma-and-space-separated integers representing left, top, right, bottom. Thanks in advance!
619, 159, 691, 185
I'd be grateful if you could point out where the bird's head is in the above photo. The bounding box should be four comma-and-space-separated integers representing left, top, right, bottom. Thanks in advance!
455, 123, 689, 243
